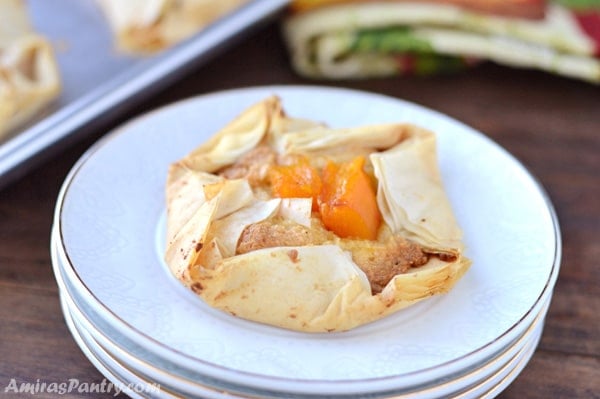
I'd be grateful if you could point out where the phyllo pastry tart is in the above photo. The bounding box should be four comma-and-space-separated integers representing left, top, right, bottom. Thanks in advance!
165, 96, 471, 332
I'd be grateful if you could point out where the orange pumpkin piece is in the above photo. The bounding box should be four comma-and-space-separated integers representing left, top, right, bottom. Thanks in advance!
269, 156, 322, 210
318, 156, 381, 240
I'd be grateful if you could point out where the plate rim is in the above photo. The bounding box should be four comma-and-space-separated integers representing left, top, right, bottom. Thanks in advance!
54, 233, 550, 399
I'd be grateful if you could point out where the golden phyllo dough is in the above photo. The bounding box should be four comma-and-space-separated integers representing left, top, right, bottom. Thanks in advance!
96, 0, 250, 53
0, 0, 61, 137
165, 96, 471, 332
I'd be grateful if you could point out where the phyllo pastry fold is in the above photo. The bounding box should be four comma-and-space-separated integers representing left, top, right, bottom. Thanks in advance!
0, 0, 61, 137
165, 96, 471, 332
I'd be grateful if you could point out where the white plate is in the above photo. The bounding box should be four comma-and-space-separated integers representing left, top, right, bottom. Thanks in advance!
54, 85, 561, 396
52, 228, 549, 399
52, 230, 267, 399
60, 294, 173, 399
59, 278, 543, 399
62, 298, 542, 399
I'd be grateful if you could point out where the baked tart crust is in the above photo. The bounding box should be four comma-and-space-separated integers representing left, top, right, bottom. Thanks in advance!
165, 96, 471, 332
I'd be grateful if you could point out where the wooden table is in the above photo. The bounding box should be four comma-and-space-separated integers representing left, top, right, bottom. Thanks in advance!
1, 21, 599, 399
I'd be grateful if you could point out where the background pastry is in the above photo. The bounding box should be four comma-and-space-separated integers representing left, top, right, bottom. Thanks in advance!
0, 0, 61, 138
96, 0, 250, 53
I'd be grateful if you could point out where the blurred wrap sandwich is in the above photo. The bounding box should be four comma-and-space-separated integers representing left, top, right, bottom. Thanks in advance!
283, 0, 600, 82
0, 0, 61, 138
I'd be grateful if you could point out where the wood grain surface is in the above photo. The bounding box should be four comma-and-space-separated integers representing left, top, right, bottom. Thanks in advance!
0, 21, 599, 399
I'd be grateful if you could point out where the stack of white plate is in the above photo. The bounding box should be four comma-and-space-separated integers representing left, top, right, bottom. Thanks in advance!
51, 86, 561, 399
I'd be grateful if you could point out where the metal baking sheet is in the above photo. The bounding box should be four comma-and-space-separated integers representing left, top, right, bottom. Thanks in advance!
0, 0, 289, 188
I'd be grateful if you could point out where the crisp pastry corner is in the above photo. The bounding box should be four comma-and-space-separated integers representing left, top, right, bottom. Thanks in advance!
0, 0, 61, 138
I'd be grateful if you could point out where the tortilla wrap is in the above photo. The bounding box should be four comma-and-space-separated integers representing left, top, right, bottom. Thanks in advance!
165, 96, 471, 332
283, 1, 600, 83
